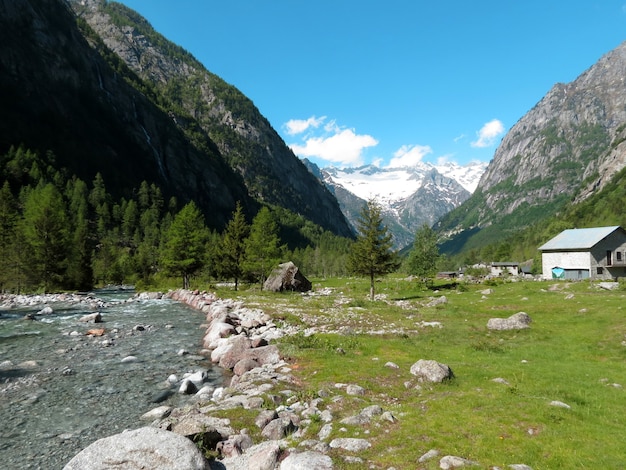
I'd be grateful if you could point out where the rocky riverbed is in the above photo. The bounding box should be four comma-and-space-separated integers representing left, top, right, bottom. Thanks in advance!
0, 289, 223, 469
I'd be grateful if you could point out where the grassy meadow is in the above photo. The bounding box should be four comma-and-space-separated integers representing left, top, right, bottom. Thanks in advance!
210, 277, 626, 469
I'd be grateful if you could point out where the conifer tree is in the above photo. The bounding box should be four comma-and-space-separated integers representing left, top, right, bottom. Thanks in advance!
347, 199, 399, 300
160, 201, 207, 289
0, 181, 18, 291
220, 201, 249, 290
244, 206, 282, 287
65, 178, 94, 290
20, 183, 69, 292
406, 223, 441, 282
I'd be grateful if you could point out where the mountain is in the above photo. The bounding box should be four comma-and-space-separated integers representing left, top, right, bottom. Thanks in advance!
437, 41, 626, 255
68, 0, 353, 238
0, 0, 252, 230
0, 0, 351, 236
305, 160, 486, 248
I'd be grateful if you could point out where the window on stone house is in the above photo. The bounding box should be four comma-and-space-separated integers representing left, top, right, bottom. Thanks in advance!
618, 251, 623, 262
597, 267, 604, 275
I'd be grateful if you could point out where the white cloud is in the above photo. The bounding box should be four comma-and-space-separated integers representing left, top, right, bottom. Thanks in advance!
387, 144, 433, 168
283, 116, 326, 135
289, 127, 378, 166
471, 119, 505, 148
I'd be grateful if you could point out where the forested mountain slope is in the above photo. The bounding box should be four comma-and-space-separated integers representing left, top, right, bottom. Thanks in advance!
69, 0, 353, 238
437, 41, 626, 255
0, 0, 254, 230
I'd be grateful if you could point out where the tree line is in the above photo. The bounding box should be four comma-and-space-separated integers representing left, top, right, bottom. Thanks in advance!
0, 146, 442, 294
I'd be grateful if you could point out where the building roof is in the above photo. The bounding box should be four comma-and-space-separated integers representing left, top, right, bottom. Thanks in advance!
538, 226, 622, 251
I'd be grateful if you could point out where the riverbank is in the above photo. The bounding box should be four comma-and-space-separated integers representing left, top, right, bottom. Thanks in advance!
0, 289, 222, 469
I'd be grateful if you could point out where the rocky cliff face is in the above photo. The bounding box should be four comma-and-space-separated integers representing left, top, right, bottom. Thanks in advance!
69, 0, 353, 238
437, 41, 626, 251
0, 0, 251, 229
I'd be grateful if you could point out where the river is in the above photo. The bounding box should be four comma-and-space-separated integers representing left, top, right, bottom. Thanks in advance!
0, 289, 223, 469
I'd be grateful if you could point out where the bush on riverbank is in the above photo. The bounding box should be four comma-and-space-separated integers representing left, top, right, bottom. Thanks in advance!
204, 276, 626, 468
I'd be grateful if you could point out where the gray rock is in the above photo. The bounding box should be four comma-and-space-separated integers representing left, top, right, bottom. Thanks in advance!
439, 455, 480, 469
255, 410, 279, 429
179, 379, 198, 395
410, 359, 454, 383
328, 437, 371, 452
487, 312, 532, 331
233, 358, 260, 376
418, 448, 439, 463
120, 355, 138, 363
280, 450, 333, 469
509, 465, 534, 470
140, 405, 173, 421
261, 417, 298, 440
346, 384, 365, 396
318, 423, 332, 441
220, 441, 283, 470
79, 312, 102, 323
263, 261, 312, 293
63, 427, 210, 470
549, 400, 571, 409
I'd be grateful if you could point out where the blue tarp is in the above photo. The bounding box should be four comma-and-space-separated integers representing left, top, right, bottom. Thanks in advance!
551, 267, 565, 279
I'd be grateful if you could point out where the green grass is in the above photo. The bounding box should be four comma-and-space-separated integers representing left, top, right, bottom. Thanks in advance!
210, 277, 626, 468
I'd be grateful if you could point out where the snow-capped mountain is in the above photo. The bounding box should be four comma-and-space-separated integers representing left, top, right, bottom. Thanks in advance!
304, 159, 488, 249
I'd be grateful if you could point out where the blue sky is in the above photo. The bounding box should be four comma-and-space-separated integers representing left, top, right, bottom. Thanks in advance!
116, 1, 626, 168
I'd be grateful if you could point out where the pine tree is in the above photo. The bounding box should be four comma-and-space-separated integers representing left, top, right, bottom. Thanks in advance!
220, 201, 249, 290
65, 178, 94, 290
406, 223, 441, 283
244, 206, 282, 287
0, 181, 18, 291
160, 201, 208, 289
347, 199, 400, 300
20, 183, 69, 292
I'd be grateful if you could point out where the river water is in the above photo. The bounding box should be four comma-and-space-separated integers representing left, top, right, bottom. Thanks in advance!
0, 289, 223, 469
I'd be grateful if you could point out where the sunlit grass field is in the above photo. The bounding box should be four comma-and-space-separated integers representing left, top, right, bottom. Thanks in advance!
212, 277, 626, 469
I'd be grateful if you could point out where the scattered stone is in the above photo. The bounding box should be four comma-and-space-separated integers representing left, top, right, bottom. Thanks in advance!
318, 424, 332, 441
487, 312, 532, 331
439, 455, 480, 469
120, 355, 138, 363
62, 427, 210, 470
418, 448, 439, 463
179, 379, 198, 395
37, 306, 54, 315
78, 312, 102, 323
86, 328, 105, 337
508, 465, 534, 470
280, 450, 333, 469
549, 400, 571, 409
598, 282, 619, 291
141, 405, 173, 421
256, 410, 279, 429
346, 384, 366, 396
384, 361, 400, 369
329, 437, 371, 452
261, 417, 298, 440
426, 296, 448, 307
410, 359, 454, 383
492, 377, 511, 386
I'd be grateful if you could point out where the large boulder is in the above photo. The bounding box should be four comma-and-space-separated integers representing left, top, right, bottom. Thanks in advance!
410, 359, 454, 383
63, 427, 210, 470
487, 312, 532, 331
263, 262, 312, 292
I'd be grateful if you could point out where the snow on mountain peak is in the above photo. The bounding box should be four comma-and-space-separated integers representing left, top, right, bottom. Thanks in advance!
323, 160, 487, 206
